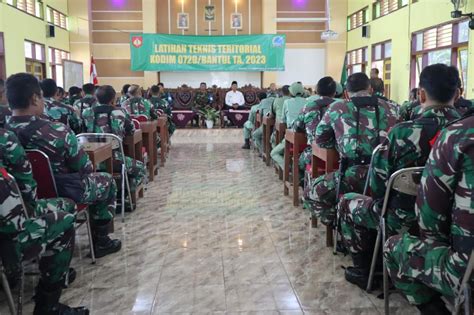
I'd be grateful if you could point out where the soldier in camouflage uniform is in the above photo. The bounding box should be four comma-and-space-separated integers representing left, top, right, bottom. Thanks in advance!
241, 92, 268, 149
305, 73, 397, 226
384, 109, 474, 315
291, 77, 336, 197
122, 84, 157, 120
82, 85, 146, 193
117, 84, 131, 107
67, 86, 83, 106
339, 64, 462, 290
270, 85, 291, 149
270, 82, 307, 170
399, 88, 419, 122
252, 95, 276, 153
73, 83, 97, 117
149, 85, 175, 137
0, 79, 11, 128
40, 79, 82, 134
6, 73, 121, 259
193, 82, 211, 127
0, 128, 88, 314
370, 77, 400, 119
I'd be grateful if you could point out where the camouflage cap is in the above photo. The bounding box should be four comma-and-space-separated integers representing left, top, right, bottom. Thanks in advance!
289, 82, 305, 97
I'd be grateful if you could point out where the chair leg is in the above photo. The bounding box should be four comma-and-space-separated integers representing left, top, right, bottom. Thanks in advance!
84, 211, 96, 264
18, 263, 24, 315
367, 226, 383, 292
1, 267, 16, 315
124, 166, 134, 213
121, 165, 126, 223
382, 219, 390, 315
463, 285, 472, 315
333, 219, 338, 255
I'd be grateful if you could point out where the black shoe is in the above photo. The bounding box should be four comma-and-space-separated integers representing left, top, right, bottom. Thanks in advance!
242, 139, 250, 150
416, 296, 450, 315
92, 223, 122, 258
34, 282, 89, 315
62, 268, 76, 288
345, 266, 381, 290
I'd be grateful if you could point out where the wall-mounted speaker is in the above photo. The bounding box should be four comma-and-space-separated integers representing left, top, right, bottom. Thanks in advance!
362, 25, 370, 38
46, 24, 55, 38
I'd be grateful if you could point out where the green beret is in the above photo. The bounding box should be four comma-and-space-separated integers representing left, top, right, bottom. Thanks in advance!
289, 82, 305, 96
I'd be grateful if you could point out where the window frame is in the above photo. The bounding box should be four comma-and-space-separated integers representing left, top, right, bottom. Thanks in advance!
346, 46, 369, 76
46, 6, 68, 30
347, 6, 369, 31
48, 47, 70, 84
0, 32, 6, 80
372, 0, 408, 20
5, 0, 43, 20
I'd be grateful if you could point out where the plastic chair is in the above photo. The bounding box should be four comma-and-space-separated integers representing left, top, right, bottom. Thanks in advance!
76, 133, 133, 222
365, 166, 424, 315
453, 250, 473, 315
131, 114, 148, 123
26, 150, 96, 264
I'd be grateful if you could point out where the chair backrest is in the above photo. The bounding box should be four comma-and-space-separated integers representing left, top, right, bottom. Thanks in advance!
132, 114, 148, 122
132, 119, 140, 130
25, 150, 58, 199
380, 166, 424, 217
76, 133, 126, 167
363, 143, 384, 195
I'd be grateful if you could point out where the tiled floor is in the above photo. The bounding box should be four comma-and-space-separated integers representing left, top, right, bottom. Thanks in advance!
0, 129, 418, 315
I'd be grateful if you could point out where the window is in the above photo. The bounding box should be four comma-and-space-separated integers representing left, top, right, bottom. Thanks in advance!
48, 48, 70, 88
410, 20, 469, 89
24, 40, 45, 80
347, 47, 368, 75
372, 41, 393, 98
5, 0, 43, 18
46, 7, 68, 29
347, 7, 368, 31
373, 0, 408, 19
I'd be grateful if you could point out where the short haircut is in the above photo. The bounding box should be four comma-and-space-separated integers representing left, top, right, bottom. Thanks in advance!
316, 76, 337, 97
121, 84, 131, 95
282, 85, 290, 96
419, 63, 459, 103
69, 86, 82, 96
346, 73, 370, 93
57, 86, 65, 96
158, 82, 164, 88
128, 84, 140, 96
82, 83, 95, 95
258, 92, 267, 100
371, 68, 379, 75
200, 82, 207, 86
6, 73, 42, 110
231, 81, 238, 86
150, 85, 160, 94
370, 78, 385, 94
40, 78, 58, 98
96, 85, 116, 104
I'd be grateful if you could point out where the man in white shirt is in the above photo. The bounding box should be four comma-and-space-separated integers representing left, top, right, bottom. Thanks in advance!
225, 81, 245, 110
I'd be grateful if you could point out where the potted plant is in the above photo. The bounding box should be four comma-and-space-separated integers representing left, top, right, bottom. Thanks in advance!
198, 106, 220, 129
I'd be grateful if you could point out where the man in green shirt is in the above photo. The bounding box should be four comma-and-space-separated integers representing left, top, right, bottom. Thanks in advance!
270, 85, 291, 149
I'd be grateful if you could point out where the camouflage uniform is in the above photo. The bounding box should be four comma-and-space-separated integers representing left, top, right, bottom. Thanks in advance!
117, 95, 129, 107
122, 96, 157, 120
43, 97, 82, 134
73, 95, 97, 117
149, 96, 175, 137
0, 104, 11, 128
0, 128, 76, 285
243, 104, 260, 141
270, 94, 307, 170
252, 97, 275, 152
270, 95, 291, 148
194, 90, 210, 111
7, 115, 117, 223
291, 97, 335, 198
82, 105, 146, 192
399, 100, 420, 122
339, 106, 460, 256
384, 111, 474, 305
306, 92, 397, 225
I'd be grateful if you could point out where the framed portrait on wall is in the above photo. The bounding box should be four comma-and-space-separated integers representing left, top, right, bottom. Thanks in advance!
205, 5, 215, 21
177, 13, 189, 29
231, 13, 242, 29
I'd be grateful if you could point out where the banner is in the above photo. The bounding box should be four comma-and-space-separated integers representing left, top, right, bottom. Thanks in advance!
130, 33, 286, 72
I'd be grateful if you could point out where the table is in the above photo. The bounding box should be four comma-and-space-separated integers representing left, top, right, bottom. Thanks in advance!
283, 130, 307, 207
139, 120, 158, 181
262, 116, 275, 166
123, 129, 143, 162
157, 117, 169, 167
311, 144, 340, 247
83, 142, 113, 173
224, 109, 250, 128
172, 110, 196, 128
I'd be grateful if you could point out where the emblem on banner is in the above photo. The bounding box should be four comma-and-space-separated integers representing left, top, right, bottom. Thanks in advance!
132, 36, 143, 48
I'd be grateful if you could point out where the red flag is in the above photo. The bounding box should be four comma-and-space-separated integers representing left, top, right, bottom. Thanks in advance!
90, 56, 98, 85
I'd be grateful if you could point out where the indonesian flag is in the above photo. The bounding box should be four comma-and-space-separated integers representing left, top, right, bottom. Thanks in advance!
90, 56, 98, 85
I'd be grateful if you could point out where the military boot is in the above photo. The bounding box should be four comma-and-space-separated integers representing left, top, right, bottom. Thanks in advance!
242, 139, 250, 149
92, 221, 122, 258
344, 253, 381, 290
34, 281, 89, 315
416, 295, 450, 315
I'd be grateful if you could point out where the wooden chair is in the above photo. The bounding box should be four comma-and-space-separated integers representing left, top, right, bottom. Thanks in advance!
273, 121, 287, 179
283, 130, 307, 206
310, 145, 340, 247
262, 116, 275, 166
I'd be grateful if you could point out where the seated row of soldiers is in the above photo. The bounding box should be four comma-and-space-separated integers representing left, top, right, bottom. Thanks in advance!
244, 64, 473, 315
0, 74, 175, 314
